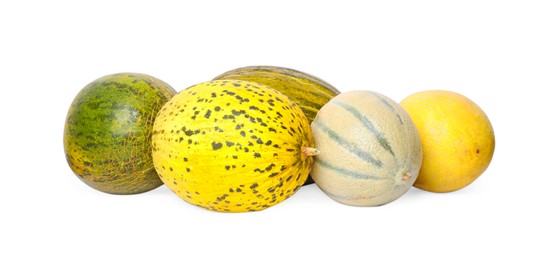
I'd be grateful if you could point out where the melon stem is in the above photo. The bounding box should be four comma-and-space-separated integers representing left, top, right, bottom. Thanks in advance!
302, 147, 320, 156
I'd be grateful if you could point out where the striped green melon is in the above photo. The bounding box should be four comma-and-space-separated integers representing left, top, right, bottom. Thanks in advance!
311, 91, 423, 206
64, 73, 176, 194
214, 65, 340, 185
214, 66, 340, 123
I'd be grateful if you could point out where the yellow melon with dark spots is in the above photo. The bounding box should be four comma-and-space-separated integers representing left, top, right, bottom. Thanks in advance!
214, 66, 340, 185
152, 80, 316, 212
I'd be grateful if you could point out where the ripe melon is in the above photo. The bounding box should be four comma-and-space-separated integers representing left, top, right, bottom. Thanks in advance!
214, 65, 340, 185
311, 91, 422, 206
151, 80, 317, 212
64, 73, 176, 194
400, 90, 495, 192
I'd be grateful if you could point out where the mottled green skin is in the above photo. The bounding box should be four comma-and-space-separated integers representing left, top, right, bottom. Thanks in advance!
64, 73, 176, 194
214, 66, 340, 185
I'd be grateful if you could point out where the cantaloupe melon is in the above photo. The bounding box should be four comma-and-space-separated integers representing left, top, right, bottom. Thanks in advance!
311, 91, 422, 206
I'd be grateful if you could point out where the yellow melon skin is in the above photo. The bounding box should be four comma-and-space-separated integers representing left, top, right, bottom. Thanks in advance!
311, 91, 422, 207
400, 90, 495, 193
151, 80, 315, 212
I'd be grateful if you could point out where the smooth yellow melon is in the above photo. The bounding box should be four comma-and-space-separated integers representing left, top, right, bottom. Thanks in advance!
400, 90, 495, 192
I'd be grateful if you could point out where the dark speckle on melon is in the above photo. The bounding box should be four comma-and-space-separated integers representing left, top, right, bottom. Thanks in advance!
151, 80, 315, 212
64, 73, 177, 194
214, 66, 340, 186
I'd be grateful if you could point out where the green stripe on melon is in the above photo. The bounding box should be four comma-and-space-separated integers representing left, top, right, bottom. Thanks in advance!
311, 91, 422, 206
214, 66, 340, 123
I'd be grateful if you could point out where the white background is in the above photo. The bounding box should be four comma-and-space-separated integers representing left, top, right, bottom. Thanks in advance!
1, 0, 553, 259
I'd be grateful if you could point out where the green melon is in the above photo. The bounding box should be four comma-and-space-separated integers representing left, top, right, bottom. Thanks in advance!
64, 73, 176, 194
311, 91, 423, 206
214, 66, 340, 123
214, 66, 340, 185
